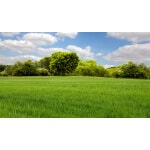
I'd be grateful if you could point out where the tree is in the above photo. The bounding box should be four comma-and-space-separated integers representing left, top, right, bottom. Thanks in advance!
74, 60, 106, 77
120, 61, 149, 79
3, 65, 14, 75
13, 60, 37, 76
137, 63, 150, 79
50, 52, 79, 76
0, 64, 7, 72
37, 68, 49, 76
75, 60, 96, 76
39, 57, 50, 71
106, 67, 121, 78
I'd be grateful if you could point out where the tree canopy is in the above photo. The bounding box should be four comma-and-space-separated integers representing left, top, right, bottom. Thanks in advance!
13, 60, 37, 76
0, 51, 150, 79
49, 52, 79, 75
74, 60, 106, 77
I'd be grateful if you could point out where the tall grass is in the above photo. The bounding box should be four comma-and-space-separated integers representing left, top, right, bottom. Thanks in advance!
0, 76, 150, 117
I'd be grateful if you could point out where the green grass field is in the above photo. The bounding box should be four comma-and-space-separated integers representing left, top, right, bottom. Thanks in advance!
0, 76, 150, 118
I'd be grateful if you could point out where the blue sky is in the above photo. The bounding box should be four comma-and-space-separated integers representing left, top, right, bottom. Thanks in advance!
0, 32, 150, 67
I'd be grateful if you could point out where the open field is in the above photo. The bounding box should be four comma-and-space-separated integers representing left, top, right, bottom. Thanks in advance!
0, 76, 150, 118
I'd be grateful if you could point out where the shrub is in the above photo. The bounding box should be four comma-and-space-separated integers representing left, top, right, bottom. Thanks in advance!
37, 68, 49, 76
0, 70, 8, 76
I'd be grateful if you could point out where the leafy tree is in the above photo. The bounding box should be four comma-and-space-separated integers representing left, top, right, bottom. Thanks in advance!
106, 67, 121, 78
37, 68, 49, 76
120, 61, 149, 79
0, 70, 8, 76
3, 65, 14, 75
0, 64, 7, 72
13, 60, 37, 76
94, 65, 106, 77
74, 60, 106, 77
120, 61, 139, 78
50, 52, 79, 76
39, 57, 50, 71
137, 63, 150, 79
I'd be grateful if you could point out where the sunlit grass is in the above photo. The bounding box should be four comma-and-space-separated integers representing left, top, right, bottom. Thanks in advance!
0, 76, 150, 118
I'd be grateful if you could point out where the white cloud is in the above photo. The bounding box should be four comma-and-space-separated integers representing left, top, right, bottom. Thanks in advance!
23, 33, 57, 46
0, 55, 41, 65
56, 32, 78, 39
103, 43, 150, 63
0, 40, 35, 53
0, 32, 20, 37
38, 47, 66, 56
107, 32, 150, 43
96, 52, 103, 56
66, 45, 95, 59
37, 45, 95, 60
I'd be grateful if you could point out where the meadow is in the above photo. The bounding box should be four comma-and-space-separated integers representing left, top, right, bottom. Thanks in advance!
0, 76, 150, 118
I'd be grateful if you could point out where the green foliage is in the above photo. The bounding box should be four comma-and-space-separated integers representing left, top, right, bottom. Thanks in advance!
0, 70, 8, 76
106, 62, 150, 79
12, 60, 38, 76
74, 60, 106, 77
0, 52, 150, 79
120, 61, 139, 78
0, 65, 8, 76
106, 67, 121, 78
37, 68, 49, 76
39, 57, 50, 71
120, 61, 150, 79
3, 60, 50, 76
137, 63, 150, 79
50, 52, 79, 76
0, 64, 7, 72
4, 65, 14, 76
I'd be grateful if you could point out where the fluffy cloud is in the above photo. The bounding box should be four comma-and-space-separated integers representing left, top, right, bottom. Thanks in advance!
38, 47, 66, 56
0, 40, 35, 53
38, 45, 95, 60
0, 33, 57, 54
23, 33, 57, 46
103, 43, 150, 63
0, 55, 41, 65
0, 32, 20, 37
56, 32, 78, 39
107, 32, 150, 43
96, 52, 103, 56
66, 45, 94, 59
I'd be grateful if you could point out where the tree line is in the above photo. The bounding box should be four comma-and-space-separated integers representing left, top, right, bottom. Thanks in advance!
0, 51, 150, 79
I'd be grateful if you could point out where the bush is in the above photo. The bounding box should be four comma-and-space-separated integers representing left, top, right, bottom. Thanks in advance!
0, 65, 7, 72
120, 62, 149, 79
37, 68, 49, 76
0, 70, 8, 76
106, 67, 121, 78
74, 60, 106, 77
13, 60, 38, 76
4, 65, 13, 75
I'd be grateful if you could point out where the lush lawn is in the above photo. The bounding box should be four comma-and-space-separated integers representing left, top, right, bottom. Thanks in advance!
0, 76, 150, 118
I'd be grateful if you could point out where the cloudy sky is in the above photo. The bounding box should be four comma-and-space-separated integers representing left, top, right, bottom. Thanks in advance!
0, 32, 150, 67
